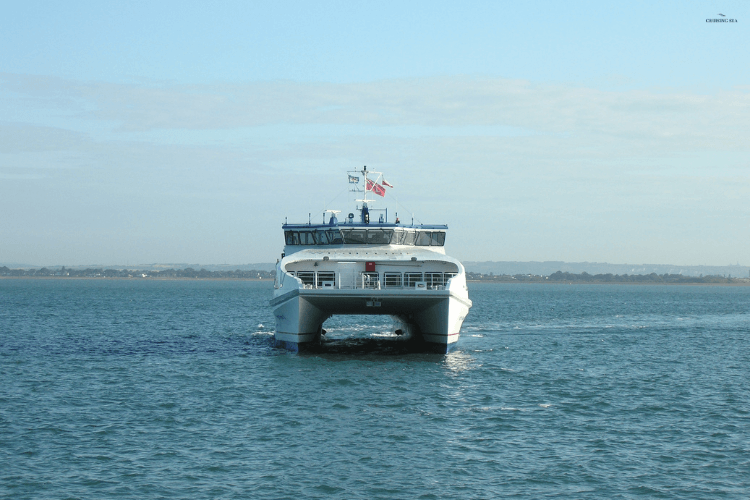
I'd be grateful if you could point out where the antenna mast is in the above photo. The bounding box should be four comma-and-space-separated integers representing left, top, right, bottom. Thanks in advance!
350, 165, 385, 205
347, 165, 387, 224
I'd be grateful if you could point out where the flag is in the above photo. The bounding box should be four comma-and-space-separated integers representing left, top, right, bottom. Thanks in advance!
348, 175, 359, 183
381, 178, 394, 188
366, 179, 386, 197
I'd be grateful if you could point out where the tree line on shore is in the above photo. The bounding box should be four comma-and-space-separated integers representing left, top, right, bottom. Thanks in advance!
0, 266, 275, 280
466, 271, 744, 284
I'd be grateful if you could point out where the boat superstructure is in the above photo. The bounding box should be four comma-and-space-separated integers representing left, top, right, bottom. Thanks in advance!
270, 167, 472, 353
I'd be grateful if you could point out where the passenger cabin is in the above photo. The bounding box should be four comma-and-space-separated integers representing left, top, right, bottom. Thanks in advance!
282, 223, 449, 256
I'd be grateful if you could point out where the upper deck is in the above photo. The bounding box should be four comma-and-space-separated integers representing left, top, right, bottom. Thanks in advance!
282, 220, 448, 255
280, 166, 449, 255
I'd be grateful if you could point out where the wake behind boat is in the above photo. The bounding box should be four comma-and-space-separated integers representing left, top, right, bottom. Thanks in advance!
270, 167, 472, 353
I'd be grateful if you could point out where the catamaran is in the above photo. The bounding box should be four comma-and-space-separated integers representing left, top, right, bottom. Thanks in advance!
270, 166, 472, 353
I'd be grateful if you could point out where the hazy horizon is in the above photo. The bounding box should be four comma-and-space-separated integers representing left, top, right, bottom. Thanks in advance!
2, 1, 748, 267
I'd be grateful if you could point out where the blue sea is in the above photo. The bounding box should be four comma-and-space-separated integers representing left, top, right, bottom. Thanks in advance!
2, 279, 749, 499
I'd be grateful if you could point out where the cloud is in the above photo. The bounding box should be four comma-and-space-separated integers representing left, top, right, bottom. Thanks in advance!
0, 123, 89, 153
2, 72, 749, 265
3, 72, 750, 154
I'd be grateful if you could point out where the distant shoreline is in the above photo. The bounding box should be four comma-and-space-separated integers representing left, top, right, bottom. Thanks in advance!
0, 266, 274, 280
0, 276, 269, 282
467, 280, 750, 286
466, 270, 748, 286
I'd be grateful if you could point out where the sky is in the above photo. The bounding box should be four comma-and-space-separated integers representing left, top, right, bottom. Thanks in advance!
1, 0, 749, 267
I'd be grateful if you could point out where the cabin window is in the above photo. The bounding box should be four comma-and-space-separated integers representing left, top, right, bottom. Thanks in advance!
401, 231, 416, 246
287, 228, 442, 246
366, 229, 393, 244
327, 229, 343, 244
415, 231, 432, 246
315, 231, 328, 245
391, 229, 404, 245
285, 231, 300, 245
297, 231, 316, 245
341, 229, 366, 244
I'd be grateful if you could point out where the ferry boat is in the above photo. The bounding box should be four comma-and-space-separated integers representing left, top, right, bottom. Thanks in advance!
270, 167, 472, 353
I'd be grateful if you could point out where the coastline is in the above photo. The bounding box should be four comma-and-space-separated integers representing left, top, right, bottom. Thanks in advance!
468, 280, 750, 287
0, 276, 269, 282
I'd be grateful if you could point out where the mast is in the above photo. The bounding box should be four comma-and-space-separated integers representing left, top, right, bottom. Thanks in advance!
348, 165, 387, 224
361, 166, 369, 223
363, 165, 370, 205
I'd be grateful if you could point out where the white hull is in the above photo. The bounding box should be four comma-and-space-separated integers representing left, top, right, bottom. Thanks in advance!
271, 247, 472, 353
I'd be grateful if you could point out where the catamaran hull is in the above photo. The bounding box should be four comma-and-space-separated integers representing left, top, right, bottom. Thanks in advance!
271, 289, 471, 353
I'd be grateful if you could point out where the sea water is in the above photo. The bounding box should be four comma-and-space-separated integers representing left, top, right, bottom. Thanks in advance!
1, 279, 749, 499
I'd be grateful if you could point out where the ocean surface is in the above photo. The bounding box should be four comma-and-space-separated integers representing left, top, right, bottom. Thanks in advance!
1, 279, 749, 499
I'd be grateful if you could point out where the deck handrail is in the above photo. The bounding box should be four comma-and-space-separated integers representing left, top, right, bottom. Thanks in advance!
286, 270, 456, 290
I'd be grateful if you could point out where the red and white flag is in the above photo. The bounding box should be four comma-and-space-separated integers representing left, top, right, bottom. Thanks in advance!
366, 179, 386, 197
381, 178, 394, 188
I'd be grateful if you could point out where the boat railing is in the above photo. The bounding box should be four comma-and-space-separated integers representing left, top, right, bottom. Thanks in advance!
287, 270, 457, 290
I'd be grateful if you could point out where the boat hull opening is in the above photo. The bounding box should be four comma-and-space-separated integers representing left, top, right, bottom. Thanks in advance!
271, 289, 470, 353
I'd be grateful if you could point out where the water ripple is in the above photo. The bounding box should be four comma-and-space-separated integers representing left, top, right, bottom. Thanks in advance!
1, 280, 750, 498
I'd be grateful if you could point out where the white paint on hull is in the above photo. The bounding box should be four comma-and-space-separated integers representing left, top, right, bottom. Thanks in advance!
271, 247, 472, 351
